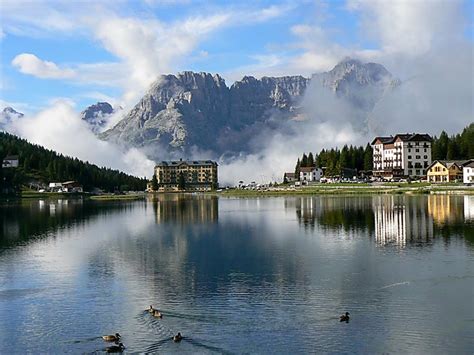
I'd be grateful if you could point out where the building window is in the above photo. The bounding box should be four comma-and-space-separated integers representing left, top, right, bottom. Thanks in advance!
416, 149, 419, 152
416, 155, 420, 159
408, 155, 412, 159
424, 149, 427, 152
408, 148, 411, 152
424, 155, 428, 159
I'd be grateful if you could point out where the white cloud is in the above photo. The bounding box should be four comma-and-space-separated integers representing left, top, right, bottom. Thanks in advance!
12, 53, 76, 79
8, 101, 155, 178
346, 0, 464, 56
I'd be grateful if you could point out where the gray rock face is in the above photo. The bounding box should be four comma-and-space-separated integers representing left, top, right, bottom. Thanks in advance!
101, 59, 396, 158
0, 107, 24, 130
81, 102, 114, 133
312, 58, 398, 111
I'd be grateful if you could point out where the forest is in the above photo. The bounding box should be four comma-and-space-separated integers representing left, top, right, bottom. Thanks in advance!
0, 132, 147, 194
294, 123, 474, 177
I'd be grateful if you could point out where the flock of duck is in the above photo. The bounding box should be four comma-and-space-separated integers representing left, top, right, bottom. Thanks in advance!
100, 305, 183, 353
100, 306, 350, 352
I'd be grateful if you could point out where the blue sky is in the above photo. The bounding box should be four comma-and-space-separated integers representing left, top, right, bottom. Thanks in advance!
1, 0, 472, 114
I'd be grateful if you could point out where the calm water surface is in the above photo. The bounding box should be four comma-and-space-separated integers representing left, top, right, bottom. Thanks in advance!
0, 194, 473, 354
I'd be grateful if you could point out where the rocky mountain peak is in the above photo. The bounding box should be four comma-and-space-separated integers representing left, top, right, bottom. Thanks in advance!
100, 58, 396, 158
80, 102, 114, 133
0, 107, 24, 129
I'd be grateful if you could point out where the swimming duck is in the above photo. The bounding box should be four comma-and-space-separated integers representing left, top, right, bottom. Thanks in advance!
340, 312, 350, 322
152, 310, 163, 318
106, 342, 125, 353
173, 332, 183, 342
102, 333, 121, 342
148, 305, 155, 313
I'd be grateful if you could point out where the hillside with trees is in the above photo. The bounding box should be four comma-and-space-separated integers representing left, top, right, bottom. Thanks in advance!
294, 123, 474, 177
0, 132, 147, 194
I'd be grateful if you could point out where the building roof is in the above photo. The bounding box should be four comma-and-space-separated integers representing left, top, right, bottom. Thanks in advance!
300, 167, 317, 173
156, 160, 218, 167
427, 160, 470, 170
463, 160, 474, 168
371, 133, 432, 145
284, 172, 296, 177
3, 155, 19, 160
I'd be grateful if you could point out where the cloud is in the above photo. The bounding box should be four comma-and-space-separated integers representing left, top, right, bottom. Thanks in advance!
12, 53, 76, 79
346, 0, 465, 56
8, 101, 155, 178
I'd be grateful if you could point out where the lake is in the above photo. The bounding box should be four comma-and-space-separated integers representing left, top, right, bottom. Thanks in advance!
0, 194, 473, 353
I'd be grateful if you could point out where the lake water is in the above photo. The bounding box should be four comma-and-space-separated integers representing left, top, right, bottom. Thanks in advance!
1, 194, 473, 354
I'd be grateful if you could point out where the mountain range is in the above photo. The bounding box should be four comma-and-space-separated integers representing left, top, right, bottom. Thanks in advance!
2, 58, 399, 162
100, 58, 399, 159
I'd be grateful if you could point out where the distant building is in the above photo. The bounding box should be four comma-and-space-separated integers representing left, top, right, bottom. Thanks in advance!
463, 160, 474, 185
2, 155, 19, 168
426, 160, 466, 183
299, 167, 323, 182
62, 181, 83, 193
154, 160, 218, 191
48, 182, 63, 192
371, 133, 432, 178
283, 172, 296, 183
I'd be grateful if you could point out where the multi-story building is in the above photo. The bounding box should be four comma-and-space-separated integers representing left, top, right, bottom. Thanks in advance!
153, 160, 218, 192
371, 133, 432, 178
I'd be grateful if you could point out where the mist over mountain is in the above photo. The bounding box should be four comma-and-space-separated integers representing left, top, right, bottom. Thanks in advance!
0, 107, 24, 130
100, 58, 397, 160
80, 102, 116, 133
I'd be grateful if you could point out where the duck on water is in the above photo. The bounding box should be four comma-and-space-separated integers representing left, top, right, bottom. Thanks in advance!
173, 333, 183, 342
340, 312, 350, 322
102, 333, 121, 342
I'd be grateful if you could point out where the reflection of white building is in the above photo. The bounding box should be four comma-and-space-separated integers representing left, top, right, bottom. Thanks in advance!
373, 196, 433, 247
464, 196, 474, 221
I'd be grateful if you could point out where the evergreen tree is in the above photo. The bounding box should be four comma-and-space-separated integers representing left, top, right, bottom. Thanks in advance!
363, 144, 373, 171
307, 152, 314, 167
151, 172, 158, 191
294, 158, 301, 179
301, 153, 308, 167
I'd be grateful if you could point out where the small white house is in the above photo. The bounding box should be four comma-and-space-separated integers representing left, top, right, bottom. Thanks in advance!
299, 167, 323, 182
2, 155, 19, 168
463, 161, 474, 185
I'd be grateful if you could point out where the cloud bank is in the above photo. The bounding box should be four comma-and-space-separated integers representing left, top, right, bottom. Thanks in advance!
8, 101, 155, 178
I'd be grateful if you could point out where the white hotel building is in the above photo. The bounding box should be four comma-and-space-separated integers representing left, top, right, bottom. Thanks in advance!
371, 133, 432, 178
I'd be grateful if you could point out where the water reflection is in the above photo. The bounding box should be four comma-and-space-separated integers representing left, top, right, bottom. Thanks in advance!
0, 199, 141, 248
292, 194, 473, 247
291, 196, 375, 233
373, 196, 434, 247
0, 194, 473, 354
151, 194, 218, 224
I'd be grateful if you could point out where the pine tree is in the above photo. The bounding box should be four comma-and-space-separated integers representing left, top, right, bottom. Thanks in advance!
308, 152, 314, 167
151, 172, 158, 191
294, 158, 301, 179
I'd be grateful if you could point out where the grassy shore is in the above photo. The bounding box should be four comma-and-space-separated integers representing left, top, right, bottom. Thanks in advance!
89, 194, 145, 201
218, 183, 474, 197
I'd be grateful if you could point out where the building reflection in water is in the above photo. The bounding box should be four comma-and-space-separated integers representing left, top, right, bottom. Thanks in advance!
464, 195, 474, 221
427, 194, 464, 225
373, 196, 434, 247
151, 193, 218, 224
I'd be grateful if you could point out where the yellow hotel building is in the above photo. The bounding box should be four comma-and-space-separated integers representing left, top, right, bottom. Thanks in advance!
152, 160, 218, 192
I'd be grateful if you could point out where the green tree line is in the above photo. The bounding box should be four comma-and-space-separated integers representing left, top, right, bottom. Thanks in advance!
294, 123, 473, 177
0, 132, 147, 193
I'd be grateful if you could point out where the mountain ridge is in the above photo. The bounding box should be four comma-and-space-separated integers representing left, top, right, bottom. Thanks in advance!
100, 58, 398, 159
